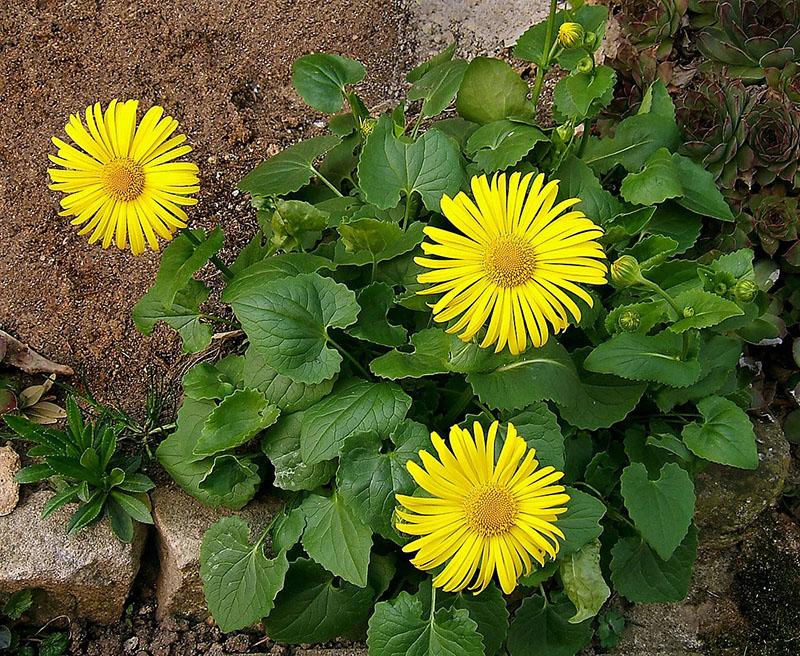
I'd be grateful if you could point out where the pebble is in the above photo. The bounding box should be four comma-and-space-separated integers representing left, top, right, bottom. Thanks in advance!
124, 637, 139, 653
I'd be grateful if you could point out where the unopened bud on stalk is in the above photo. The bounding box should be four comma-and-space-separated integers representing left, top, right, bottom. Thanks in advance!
610, 256, 645, 288
360, 118, 377, 138
618, 310, 641, 332
558, 22, 585, 48
734, 278, 758, 302
576, 55, 594, 73
555, 124, 574, 142
682, 306, 695, 318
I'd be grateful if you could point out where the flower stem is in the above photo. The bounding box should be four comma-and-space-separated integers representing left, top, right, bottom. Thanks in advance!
180, 228, 233, 280
429, 584, 437, 622
310, 166, 344, 198
411, 111, 425, 140
531, 0, 559, 107
328, 335, 372, 379
641, 279, 690, 358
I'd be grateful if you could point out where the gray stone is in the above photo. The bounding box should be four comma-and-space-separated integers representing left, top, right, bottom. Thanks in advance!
407, 0, 550, 59
0, 490, 146, 624
0, 444, 20, 516
152, 485, 281, 621
695, 418, 791, 547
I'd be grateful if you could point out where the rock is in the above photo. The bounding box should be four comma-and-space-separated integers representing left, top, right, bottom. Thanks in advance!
694, 418, 790, 547
0, 490, 146, 624
0, 444, 20, 516
152, 485, 281, 620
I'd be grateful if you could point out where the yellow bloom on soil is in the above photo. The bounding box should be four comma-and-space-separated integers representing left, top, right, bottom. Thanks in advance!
396, 421, 570, 595
48, 99, 199, 255
415, 173, 607, 355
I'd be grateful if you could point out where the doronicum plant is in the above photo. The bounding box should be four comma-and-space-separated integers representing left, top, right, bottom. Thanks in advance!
5, 397, 155, 543
45, 0, 780, 653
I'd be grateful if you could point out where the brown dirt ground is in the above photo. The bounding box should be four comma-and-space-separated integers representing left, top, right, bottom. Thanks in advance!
0, 0, 412, 415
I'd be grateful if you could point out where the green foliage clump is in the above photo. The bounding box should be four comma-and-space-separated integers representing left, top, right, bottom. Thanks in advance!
130, 2, 779, 653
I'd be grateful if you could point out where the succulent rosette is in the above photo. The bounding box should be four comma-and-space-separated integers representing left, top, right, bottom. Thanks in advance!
676, 80, 756, 189
698, 0, 800, 81
619, 0, 687, 52
749, 186, 800, 255
739, 92, 800, 187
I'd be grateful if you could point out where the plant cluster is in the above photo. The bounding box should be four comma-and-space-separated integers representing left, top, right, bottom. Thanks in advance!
0, 591, 68, 656
4, 397, 155, 543
609, 0, 800, 438
110, 1, 782, 652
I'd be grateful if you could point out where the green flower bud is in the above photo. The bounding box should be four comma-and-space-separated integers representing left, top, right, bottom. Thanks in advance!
360, 117, 377, 138
715, 282, 728, 295
555, 124, 574, 143
576, 56, 594, 73
618, 310, 641, 332
558, 22, 585, 48
682, 306, 695, 318
610, 256, 645, 288
734, 278, 758, 303
583, 31, 598, 48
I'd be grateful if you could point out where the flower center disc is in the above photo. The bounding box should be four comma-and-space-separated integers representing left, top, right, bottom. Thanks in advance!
102, 158, 145, 202
484, 236, 536, 288
465, 484, 518, 536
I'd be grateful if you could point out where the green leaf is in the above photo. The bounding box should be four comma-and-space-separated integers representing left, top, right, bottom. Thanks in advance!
610, 525, 697, 603
647, 203, 702, 254
301, 378, 411, 464
334, 220, 425, 267
371, 329, 452, 379
625, 234, 678, 270
182, 363, 235, 401
553, 66, 616, 120
291, 53, 365, 113
66, 490, 105, 535
584, 331, 701, 387
408, 59, 468, 117
456, 57, 531, 124
3, 590, 33, 620
15, 463, 55, 484
619, 148, 683, 206
231, 272, 360, 384
266, 199, 329, 252
465, 120, 547, 173
337, 421, 430, 539
200, 516, 289, 633
466, 340, 581, 411
671, 153, 734, 221
358, 116, 464, 212
507, 595, 593, 656
514, 13, 567, 64
300, 492, 373, 586
265, 558, 375, 643
134, 228, 225, 309
582, 109, 680, 174
559, 539, 611, 623
368, 591, 484, 656
222, 252, 333, 304
350, 282, 407, 347
620, 462, 695, 560
194, 389, 279, 457
555, 155, 623, 225
157, 399, 260, 509
241, 347, 335, 413
407, 43, 457, 82
261, 413, 336, 491
668, 290, 744, 333
506, 403, 564, 469
106, 496, 134, 543
681, 396, 757, 469
109, 490, 153, 525
558, 487, 606, 558
239, 135, 341, 197
38, 632, 69, 656
198, 454, 260, 498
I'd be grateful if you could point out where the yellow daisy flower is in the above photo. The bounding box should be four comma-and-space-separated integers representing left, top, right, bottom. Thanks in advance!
415, 172, 607, 355
48, 99, 200, 255
396, 421, 570, 595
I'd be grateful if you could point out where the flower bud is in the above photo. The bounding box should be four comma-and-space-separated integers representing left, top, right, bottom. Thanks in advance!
558, 22, 585, 48
734, 278, 758, 303
618, 310, 641, 332
360, 117, 377, 138
682, 306, 695, 318
576, 56, 594, 73
555, 124, 574, 143
610, 256, 644, 288
583, 31, 597, 48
